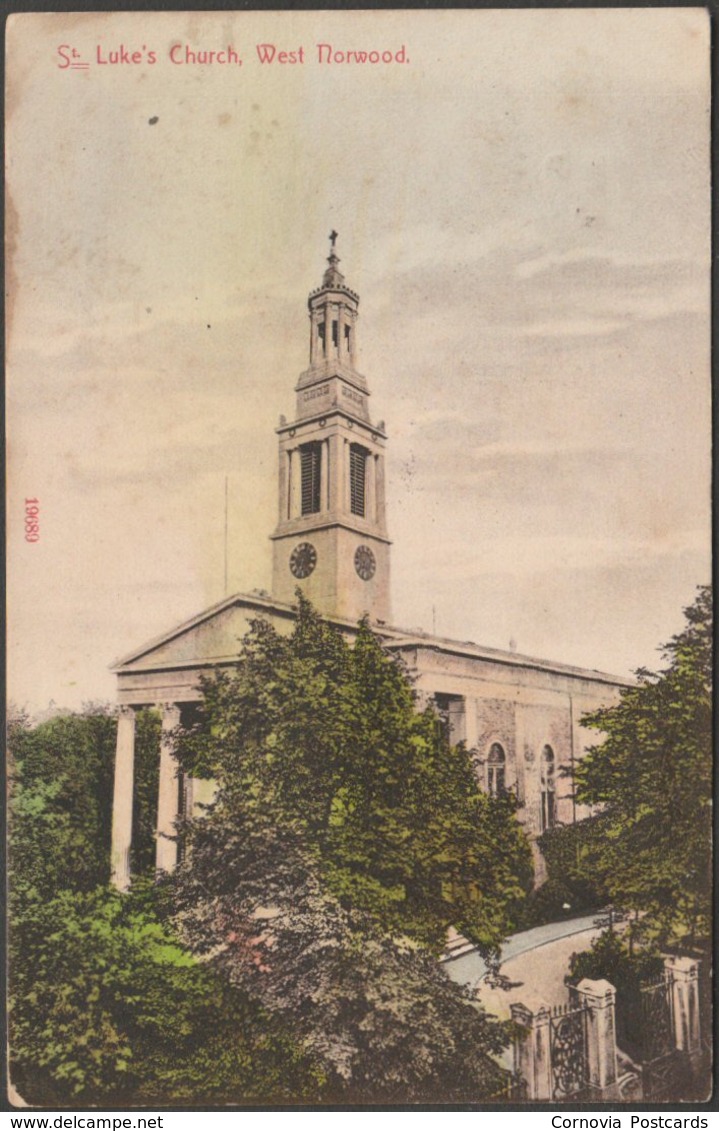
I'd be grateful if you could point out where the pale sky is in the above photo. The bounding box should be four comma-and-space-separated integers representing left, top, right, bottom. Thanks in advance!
6, 9, 711, 712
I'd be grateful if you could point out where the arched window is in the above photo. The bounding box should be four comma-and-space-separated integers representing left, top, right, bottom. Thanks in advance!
487, 742, 506, 798
540, 744, 556, 830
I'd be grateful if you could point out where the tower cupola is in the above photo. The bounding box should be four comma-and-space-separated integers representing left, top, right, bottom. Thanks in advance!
307, 230, 361, 372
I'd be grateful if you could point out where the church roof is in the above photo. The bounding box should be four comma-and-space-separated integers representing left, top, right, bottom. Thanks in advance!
111, 589, 631, 689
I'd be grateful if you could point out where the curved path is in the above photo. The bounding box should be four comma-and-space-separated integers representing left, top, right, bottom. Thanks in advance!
446, 911, 602, 989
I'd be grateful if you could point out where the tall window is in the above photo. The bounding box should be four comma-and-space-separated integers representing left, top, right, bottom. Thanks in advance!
300, 442, 322, 515
540, 744, 556, 831
350, 444, 367, 517
433, 693, 464, 745
487, 743, 506, 798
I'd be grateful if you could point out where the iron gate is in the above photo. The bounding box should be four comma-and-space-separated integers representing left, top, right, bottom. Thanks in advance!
549, 1002, 588, 1101
640, 973, 674, 1062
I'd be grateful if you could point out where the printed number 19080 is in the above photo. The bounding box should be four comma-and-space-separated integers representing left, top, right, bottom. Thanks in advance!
25, 498, 39, 542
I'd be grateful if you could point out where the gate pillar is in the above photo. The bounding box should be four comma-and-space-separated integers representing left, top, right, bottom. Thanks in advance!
575, 978, 620, 1101
510, 1002, 552, 1100
664, 956, 701, 1062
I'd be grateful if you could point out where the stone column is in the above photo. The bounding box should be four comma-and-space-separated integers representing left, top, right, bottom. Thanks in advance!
343, 437, 351, 511
366, 453, 377, 522
156, 703, 182, 873
575, 978, 620, 1101
375, 453, 387, 527
320, 438, 329, 512
510, 1003, 552, 1100
278, 447, 289, 522
111, 706, 136, 891
289, 448, 301, 518
329, 432, 342, 512
665, 956, 701, 1059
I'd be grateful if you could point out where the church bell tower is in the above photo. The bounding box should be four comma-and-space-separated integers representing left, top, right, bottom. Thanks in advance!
271, 234, 391, 623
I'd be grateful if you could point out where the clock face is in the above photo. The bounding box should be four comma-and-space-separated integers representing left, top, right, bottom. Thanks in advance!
354, 544, 376, 581
290, 542, 317, 579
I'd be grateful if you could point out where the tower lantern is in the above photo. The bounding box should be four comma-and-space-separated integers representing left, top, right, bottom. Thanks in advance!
270, 235, 391, 623
308, 231, 359, 370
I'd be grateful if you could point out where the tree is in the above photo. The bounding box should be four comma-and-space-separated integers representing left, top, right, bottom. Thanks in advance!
169, 595, 532, 1100
575, 585, 712, 948
9, 885, 324, 1105
175, 595, 532, 955
171, 827, 512, 1102
8, 705, 161, 901
8, 707, 321, 1106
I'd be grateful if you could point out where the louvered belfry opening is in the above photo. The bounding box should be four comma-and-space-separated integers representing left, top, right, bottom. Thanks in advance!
350, 444, 367, 517
300, 442, 322, 515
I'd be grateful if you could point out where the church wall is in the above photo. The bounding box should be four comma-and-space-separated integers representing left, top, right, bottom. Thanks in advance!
475, 696, 518, 789
398, 642, 624, 879
272, 526, 340, 611
333, 525, 392, 623
515, 700, 572, 836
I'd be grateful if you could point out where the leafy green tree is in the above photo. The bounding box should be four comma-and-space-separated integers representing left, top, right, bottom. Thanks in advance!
9, 885, 324, 1105
8, 707, 323, 1106
8, 705, 117, 897
176, 595, 532, 955
575, 585, 712, 948
8, 705, 161, 901
511, 815, 610, 930
169, 596, 532, 1100
171, 817, 512, 1102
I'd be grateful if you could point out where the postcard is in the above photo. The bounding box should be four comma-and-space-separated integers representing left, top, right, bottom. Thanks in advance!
6, 8, 711, 1109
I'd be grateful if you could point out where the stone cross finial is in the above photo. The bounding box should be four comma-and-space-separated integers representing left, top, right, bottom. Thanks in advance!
329, 229, 338, 250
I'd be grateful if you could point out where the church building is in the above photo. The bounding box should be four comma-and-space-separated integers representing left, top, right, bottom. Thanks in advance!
110, 237, 629, 891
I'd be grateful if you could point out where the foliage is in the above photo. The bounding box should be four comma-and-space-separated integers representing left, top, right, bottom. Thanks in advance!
575, 586, 712, 948
170, 595, 532, 1099
513, 816, 610, 930
9, 885, 323, 1106
171, 821, 511, 1103
8, 706, 117, 898
176, 594, 533, 956
566, 927, 662, 992
8, 705, 161, 901
131, 711, 162, 874
7, 601, 533, 1104
8, 707, 321, 1106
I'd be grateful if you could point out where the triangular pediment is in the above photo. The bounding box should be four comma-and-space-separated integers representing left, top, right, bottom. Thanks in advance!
111, 593, 297, 673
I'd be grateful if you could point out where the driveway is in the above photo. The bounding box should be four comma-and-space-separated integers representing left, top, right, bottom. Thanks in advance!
446, 914, 606, 1019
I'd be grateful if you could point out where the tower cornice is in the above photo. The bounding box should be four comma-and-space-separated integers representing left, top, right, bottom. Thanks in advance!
270, 518, 392, 544
308, 283, 360, 306
275, 408, 387, 441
